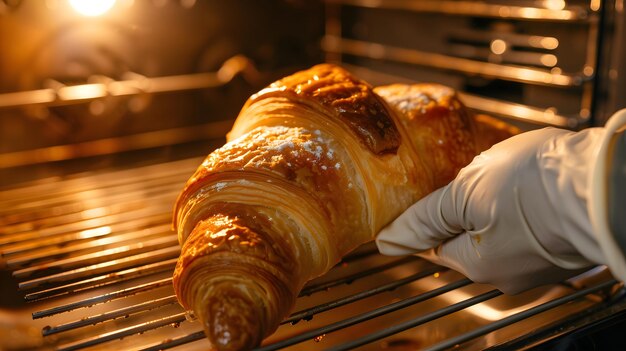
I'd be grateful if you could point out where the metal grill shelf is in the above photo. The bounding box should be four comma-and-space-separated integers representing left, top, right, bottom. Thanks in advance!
0, 157, 623, 351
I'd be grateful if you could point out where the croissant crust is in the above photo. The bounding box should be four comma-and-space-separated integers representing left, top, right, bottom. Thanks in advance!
172, 64, 517, 350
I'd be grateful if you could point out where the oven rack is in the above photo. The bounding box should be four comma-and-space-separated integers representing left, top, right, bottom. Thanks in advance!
0, 157, 623, 351
322, 0, 603, 128
325, 0, 593, 22
0, 55, 259, 111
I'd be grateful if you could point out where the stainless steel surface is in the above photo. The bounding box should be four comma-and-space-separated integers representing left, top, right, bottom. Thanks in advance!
0, 0, 323, 157
0, 56, 259, 110
323, 0, 610, 128
1, 159, 624, 351
326, 0, 590, 22
322, 36, 581, 87
0, 119, 233, 169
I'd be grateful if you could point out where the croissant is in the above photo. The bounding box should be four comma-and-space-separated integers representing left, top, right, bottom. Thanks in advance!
172, 64, 517, 350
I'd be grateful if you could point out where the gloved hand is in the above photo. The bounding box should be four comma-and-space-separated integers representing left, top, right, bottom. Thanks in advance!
376, 124, 609, 294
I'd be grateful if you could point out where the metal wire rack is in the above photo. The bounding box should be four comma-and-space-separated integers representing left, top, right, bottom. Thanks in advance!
0, 157, 623, 351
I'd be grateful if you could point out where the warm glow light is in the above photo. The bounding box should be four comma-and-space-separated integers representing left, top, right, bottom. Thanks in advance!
544, 0, 566, 10
57, 84, 107, 101
540, 54, 558, 67
539, 37, 559, 50
69, 0, 116, 17
78, 226, 112, 239
490, 39, 507, 55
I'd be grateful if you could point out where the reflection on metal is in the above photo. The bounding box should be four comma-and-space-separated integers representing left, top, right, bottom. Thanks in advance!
325, 0, 588, 22
426, 279, 619, 351
1, 158, 623, 351
446, 29, 560, 68
490, 39, 507, 55
0, 55, 259, 110
449, 43, 558, 68
0, 119, 233, 169
322, 36, 582, 87
459, 93, 572, 127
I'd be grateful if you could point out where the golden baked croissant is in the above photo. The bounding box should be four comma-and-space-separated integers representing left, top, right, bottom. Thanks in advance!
172, 64, 517, 350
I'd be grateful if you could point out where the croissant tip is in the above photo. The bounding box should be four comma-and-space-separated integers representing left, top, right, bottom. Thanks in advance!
197, 282, 265, 351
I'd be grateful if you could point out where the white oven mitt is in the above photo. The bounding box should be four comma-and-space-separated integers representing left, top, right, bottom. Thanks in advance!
376, 110, 626, 294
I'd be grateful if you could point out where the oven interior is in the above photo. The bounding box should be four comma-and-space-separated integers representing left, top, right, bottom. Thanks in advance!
1, 1, 626, 350
1, 159, 625, 351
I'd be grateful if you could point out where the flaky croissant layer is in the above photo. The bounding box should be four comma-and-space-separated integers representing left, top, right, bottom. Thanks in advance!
172, 64, 517, 350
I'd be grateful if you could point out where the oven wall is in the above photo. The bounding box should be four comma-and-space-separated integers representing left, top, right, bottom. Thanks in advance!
322, 0, 626, 130
0, 0, 324, 155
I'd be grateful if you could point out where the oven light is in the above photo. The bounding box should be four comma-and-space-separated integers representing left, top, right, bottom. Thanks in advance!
69, 0, 116, 17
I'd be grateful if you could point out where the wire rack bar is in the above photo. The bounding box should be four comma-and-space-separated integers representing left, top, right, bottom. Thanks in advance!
322, 36, 581, 88
19, 246, 179, 290
283, 266, 445, 325
0, 157, 198, 205
299, 256, 419, 296
0, 187, 179, 234
1, 217, 171, 258
325, 0, 589, 22
0, 171, 186, 217
0, 180, 182, 228
5, 225, 173, 269
56, 312, 188, 351
135, 331, 206, 351
0, 55, 258, 111
326, 289, 503, 351
25, 258, 177, 302
32, 277, 173, 319
257, 278, 473, 351
12, 236, 177, 278
43, 295, 179, 336
424, 279, 619, 351
0, 207, 172, 248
